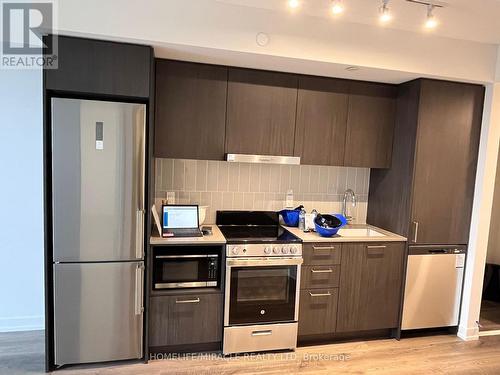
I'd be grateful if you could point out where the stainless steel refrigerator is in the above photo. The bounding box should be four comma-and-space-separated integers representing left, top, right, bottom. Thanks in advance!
51, 98, 146, 366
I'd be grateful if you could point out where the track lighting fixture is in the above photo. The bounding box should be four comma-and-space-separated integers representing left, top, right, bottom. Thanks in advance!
379, 0, 392, 23
284, 0, 443, 31
424, 4, 438, 29
331, 0, 344, 15
287, 0, 300, 10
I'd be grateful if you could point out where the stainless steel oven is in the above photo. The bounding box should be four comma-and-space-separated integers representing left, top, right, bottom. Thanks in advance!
224, 256, 302, 326
153, 246, 220, 289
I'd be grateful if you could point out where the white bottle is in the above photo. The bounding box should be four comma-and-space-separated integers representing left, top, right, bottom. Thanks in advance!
298, 207, 306, 231
285, 189, 294, 208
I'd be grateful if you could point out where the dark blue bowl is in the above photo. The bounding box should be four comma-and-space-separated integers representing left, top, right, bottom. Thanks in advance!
314, 214, 347, 237
279, 209, 300, 227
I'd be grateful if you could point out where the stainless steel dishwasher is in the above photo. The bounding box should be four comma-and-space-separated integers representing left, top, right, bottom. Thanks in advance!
401, 245, 467, 330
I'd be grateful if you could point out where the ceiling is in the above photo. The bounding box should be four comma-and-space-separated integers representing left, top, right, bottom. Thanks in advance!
217, 0, 500, 44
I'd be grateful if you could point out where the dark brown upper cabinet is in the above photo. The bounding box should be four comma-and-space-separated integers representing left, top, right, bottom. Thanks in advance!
154, 60, 228, 160
45, 36, 152, 98
336, 242, 405, 333
344, 82, 397, 168
225, 68, 298, 156
368, 79, 484, 245
294, 76, 349, 165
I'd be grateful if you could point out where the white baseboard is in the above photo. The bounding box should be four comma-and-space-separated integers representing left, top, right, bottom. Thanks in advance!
479, 329, 500, 337
0, 315, 44, 333
457, 325, 480, 341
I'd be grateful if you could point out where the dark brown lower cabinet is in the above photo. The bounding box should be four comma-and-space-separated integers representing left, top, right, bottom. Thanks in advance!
298, 289, 339, 336
149, 293, 223, 348
336, 242, 405, 332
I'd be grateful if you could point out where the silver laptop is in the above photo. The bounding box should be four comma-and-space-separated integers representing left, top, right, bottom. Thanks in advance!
162, 205, 203, 237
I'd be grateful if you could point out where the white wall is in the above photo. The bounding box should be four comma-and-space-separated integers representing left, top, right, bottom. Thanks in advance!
0, 67, 44, 332
56, 0, 498, 84
459, 81, 500, 340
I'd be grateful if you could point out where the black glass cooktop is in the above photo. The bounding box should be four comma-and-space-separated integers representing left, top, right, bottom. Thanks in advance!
216, 211, 302, 244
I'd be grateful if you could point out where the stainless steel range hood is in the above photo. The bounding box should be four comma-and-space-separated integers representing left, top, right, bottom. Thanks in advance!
226, 154, 300, 165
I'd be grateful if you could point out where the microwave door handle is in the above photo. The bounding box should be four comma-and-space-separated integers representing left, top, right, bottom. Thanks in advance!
155, 254, 211, 259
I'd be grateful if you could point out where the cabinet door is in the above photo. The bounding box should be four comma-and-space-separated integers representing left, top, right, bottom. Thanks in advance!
294, 76, 349, 165
336, 242, 405, 332
344, 82, 396, 168
410, 80, 484, 245
225, 68, 298, 156
149, 293, 223, 347
45, 36, 151, 98
298, 289, 338, 336
154, 60, 228, 160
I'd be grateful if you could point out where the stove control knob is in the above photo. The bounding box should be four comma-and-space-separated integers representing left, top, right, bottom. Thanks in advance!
290, 246, 298, 254
282, 246, 290, 254
273, 246, 281, 254
264, 246, 272, 255
231, 246, 240, 255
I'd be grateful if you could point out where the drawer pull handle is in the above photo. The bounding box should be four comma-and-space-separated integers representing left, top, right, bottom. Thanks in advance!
311, 268, 333, 273
366, 245, 387, 249
309, 292, 331, 297
175, 298, 200, 304
251, 330, 272, 336
312, 246, 335, 251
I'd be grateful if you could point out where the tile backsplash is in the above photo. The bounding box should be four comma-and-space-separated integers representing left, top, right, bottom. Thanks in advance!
155, 158, 370, 225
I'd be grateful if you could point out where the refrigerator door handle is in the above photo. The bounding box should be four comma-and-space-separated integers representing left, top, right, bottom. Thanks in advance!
135, 264, 144, 315
135, 209, 145, 259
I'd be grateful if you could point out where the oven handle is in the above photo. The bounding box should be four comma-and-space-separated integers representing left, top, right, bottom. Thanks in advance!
156, 254, 218, 259
251, 329, 273, 336
226, 257, 303, 267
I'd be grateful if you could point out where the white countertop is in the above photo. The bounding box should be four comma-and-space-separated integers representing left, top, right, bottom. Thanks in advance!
150, 225, 226, 245
150, 223, 406, 245
284, 224, 407, 243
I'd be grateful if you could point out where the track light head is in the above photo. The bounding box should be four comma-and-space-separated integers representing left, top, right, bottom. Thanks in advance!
379, 0, 392, 23
424, 4, 438, 29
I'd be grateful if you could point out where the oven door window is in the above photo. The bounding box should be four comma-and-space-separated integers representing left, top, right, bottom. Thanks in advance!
229, 265, 297, 325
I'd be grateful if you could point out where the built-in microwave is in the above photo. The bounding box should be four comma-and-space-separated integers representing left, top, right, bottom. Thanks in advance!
153, 246, 221, 289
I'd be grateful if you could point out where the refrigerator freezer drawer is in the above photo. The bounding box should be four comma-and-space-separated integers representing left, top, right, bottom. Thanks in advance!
54, 262, 144, 366
402, 252, 465, 330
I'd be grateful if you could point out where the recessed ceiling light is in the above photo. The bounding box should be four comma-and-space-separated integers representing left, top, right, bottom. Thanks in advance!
346, 66, 360, 71
288, 0, 300, 10
379, 0, 392, 23
424, 4, 438, 29
331, 0, 344, 15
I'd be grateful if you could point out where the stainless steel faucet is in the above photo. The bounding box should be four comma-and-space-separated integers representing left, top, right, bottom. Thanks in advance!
342, 189, 356, 224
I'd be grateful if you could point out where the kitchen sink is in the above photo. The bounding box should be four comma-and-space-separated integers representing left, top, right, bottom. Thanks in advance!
337, 228, 386, 238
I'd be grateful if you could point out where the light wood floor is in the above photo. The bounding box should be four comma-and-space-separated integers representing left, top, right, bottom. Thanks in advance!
4, 331, 500, 374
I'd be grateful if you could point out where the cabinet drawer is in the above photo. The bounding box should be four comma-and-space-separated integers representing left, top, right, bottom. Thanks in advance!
301, 265, 340, 289
303, 243, 341, 265
298, 288, 338, 336
149, 293, 222, 347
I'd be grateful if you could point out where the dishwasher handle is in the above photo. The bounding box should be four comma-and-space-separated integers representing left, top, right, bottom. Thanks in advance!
428, 249, 447, 254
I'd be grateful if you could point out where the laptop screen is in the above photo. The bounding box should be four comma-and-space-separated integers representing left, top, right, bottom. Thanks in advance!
162, 205, 199, 229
